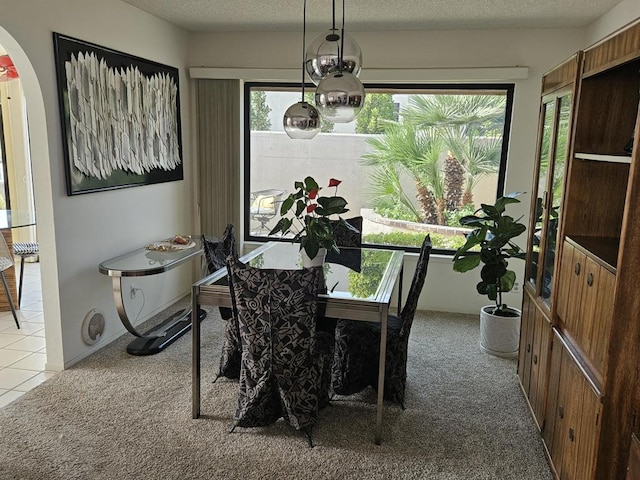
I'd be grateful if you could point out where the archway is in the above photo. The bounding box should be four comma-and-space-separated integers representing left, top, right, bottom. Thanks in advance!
0, 26, 62, 371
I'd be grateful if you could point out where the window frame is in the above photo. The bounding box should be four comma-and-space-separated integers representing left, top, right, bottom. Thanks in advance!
243, 81, 515, 255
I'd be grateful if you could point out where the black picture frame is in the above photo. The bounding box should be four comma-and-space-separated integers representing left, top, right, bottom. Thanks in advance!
53, 33, 183, 196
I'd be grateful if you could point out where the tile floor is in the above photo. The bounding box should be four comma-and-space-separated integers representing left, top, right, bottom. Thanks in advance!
0, 261, 54, 408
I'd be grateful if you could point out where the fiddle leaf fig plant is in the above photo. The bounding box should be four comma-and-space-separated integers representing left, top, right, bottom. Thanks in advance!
452, 193, 527, 316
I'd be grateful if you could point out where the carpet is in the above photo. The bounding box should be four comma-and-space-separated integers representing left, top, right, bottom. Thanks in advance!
0, 298, 552, 479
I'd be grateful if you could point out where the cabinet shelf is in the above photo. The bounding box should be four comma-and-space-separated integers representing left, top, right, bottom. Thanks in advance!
575, 153, 631, 164
565, 235, 619, 272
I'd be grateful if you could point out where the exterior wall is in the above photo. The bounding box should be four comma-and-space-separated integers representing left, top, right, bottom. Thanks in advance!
248, 130, 497, 234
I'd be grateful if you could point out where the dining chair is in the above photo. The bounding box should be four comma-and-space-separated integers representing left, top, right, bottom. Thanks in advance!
316, 215, 364, 397
201, 224, 243, 382
249, 189, 286, 234
13, 241, 39, 308
0, 235, 20, 329
324, 215, 363, 271
331, 234, 432, 409
226, 256, 327, 446
202, 223, 237, 320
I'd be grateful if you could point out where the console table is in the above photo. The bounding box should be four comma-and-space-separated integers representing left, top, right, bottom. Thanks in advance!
99, 236, 204, 355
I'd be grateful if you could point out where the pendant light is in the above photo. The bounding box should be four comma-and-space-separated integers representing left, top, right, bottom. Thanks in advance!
305, 0, 362, 86
314, 0, 365, 123
283, 0, 321, 140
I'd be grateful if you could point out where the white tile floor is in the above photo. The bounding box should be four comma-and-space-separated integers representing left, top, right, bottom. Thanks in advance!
0, 261, 54, 408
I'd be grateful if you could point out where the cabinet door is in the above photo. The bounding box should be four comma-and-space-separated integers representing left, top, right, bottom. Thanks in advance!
527, 100, 555, 291
576, 256, 601, 355
531, 314, 552, 427
541, 94, 572, 306
587, 266, 615, 376
563, 246, 587, 339
544, 332, 602, 480
544, 332, 565, 460
574, 381, 601, 480
518, 292, 536, 394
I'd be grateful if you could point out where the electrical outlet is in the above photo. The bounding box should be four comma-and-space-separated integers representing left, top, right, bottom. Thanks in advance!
130, 285, 138, 299
512, 282, 521, 293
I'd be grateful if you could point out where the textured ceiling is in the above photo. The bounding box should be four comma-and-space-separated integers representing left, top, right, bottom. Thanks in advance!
120, 0, 622, 32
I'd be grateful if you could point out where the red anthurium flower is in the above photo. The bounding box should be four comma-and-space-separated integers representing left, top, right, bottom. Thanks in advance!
306, 204, 317, 213
308, 189, 319, 199
328, 178, 342, 187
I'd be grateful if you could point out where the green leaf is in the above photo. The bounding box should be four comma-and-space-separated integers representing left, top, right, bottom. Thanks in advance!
452, 253, 481, 272
304, 176, 319, 191
280, 196, 294, 215
316, 196, 349, 216
268, 217, 292, 236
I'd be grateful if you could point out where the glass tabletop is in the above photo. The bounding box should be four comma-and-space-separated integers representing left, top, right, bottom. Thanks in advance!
199, 242, 404, 305
99, 236, 203, 277
0, 210, 36, 229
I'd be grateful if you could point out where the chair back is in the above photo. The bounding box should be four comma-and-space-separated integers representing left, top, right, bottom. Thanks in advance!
226, 257, 322, 432
202, 223, 237, 274
399, 234, 432, 337
0, 235, 13, 272
325, 216, 363, 271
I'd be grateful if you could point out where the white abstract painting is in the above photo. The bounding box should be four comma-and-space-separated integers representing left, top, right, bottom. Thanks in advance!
64, 51, 180, 179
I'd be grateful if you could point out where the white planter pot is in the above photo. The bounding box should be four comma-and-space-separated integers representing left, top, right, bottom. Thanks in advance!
301, 247, 327, 268
479, 305, 521, 358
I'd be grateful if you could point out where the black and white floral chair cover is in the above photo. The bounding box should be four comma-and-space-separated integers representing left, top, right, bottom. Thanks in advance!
201, 224, 242, 381
226, 257, 327, 446
331, 234, 432, 409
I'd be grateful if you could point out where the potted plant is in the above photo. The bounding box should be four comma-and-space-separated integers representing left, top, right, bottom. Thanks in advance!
269, 176, 358, 265
452, 192, 527, 357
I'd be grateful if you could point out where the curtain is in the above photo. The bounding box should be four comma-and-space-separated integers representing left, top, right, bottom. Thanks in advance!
195, 79, 241, 238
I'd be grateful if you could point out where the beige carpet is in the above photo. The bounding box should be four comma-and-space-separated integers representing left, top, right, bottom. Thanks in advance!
0, 299, 552, 479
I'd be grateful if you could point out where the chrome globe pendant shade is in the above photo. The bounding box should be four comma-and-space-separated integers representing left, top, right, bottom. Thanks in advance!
283, 0, 320, 139
305, 27, 362, 86
315, 71, 365, 123
314, 0, 365, 123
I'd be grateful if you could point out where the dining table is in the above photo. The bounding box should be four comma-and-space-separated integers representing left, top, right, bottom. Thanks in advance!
191, 241, 405, 444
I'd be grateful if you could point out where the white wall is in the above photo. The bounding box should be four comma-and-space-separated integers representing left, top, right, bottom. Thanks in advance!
586, 0, 640, 45
0, 0, 194, 369
188, 27, 588, 313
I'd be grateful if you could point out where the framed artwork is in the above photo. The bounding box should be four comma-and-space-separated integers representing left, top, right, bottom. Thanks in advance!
53, 33, 183, 195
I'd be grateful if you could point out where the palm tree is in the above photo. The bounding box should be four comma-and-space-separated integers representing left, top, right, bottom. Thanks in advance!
362, 123, 445, 224
402, 94, 506, 206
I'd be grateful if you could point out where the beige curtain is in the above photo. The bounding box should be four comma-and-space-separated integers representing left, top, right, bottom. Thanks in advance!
195, 79, 241, 238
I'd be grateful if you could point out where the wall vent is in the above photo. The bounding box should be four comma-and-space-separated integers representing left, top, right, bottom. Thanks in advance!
81, 309, 105, 345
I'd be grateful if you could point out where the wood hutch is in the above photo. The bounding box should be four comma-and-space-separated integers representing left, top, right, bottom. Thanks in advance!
518, 18, 640, 480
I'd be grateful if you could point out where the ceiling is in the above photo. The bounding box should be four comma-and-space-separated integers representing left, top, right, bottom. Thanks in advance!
120, 0, 622, 32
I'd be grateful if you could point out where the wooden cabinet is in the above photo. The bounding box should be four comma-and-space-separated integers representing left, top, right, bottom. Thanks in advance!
520, 17, 640, 480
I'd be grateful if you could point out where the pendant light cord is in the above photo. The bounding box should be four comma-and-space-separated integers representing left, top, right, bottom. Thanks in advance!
339, 0, 345, 72
332, 0, 336, 31
301, 0, 307, 101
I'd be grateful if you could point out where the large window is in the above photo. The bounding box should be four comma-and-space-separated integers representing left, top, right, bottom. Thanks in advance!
244, 82, 514, 253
